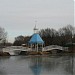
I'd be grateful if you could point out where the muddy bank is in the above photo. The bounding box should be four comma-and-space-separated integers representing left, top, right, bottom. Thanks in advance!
0, 52, 10, 56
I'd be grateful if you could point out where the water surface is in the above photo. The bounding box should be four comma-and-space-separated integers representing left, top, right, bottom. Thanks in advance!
0, 55, 75, 75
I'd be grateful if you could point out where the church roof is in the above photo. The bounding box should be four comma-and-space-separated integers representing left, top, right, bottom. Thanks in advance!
29, 33, 44, 44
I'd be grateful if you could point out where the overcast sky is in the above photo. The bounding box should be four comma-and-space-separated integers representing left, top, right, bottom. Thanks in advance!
0, 0, 74, 43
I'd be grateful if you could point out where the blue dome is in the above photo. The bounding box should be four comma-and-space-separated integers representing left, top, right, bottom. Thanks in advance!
29, 34, 44, 44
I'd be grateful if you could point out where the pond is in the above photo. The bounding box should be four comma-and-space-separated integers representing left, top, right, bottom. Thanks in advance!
0, 55, 75, 75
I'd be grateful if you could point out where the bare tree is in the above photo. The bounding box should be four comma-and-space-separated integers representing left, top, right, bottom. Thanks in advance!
13, 35, 30, 46
0, 27, 7, 45
39, 25, 75, 46
58, 25, 75, 45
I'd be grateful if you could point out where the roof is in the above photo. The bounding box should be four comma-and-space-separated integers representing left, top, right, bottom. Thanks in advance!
64, 43, 75, 47
29, 34, 44, 44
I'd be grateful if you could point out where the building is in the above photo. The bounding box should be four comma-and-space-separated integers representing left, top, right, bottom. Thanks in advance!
65, 43, 75, 53
28, 26, 44, 52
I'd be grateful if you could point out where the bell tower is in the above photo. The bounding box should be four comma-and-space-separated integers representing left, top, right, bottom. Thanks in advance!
33, 21, 38, 33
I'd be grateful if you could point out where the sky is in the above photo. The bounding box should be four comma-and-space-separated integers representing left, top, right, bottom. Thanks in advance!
0, 0, 74, 43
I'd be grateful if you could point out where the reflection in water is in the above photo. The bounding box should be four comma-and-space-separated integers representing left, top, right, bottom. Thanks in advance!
0, 56, 74, 75
0, 68, 7, 75
64, 56, 73, 74
30, 56, 42, 75
29, 56, 74, 75
0, 57, 10, 75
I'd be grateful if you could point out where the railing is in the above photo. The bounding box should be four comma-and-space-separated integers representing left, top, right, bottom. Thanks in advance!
2, 46, 32, 52
43, 45, 68, 51
2, 45, 69, 52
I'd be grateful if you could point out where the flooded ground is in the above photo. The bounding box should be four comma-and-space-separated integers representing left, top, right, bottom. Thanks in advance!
0, 55, 75, 75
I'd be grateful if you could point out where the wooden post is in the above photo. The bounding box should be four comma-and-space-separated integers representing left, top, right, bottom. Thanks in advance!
31, 44, 32, 51
37, 43, 38, 52
35, 44, 36, 51
42, 44, 43, 52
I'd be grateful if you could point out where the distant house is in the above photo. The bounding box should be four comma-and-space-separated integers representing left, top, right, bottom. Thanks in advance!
65, 43, 75, 53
